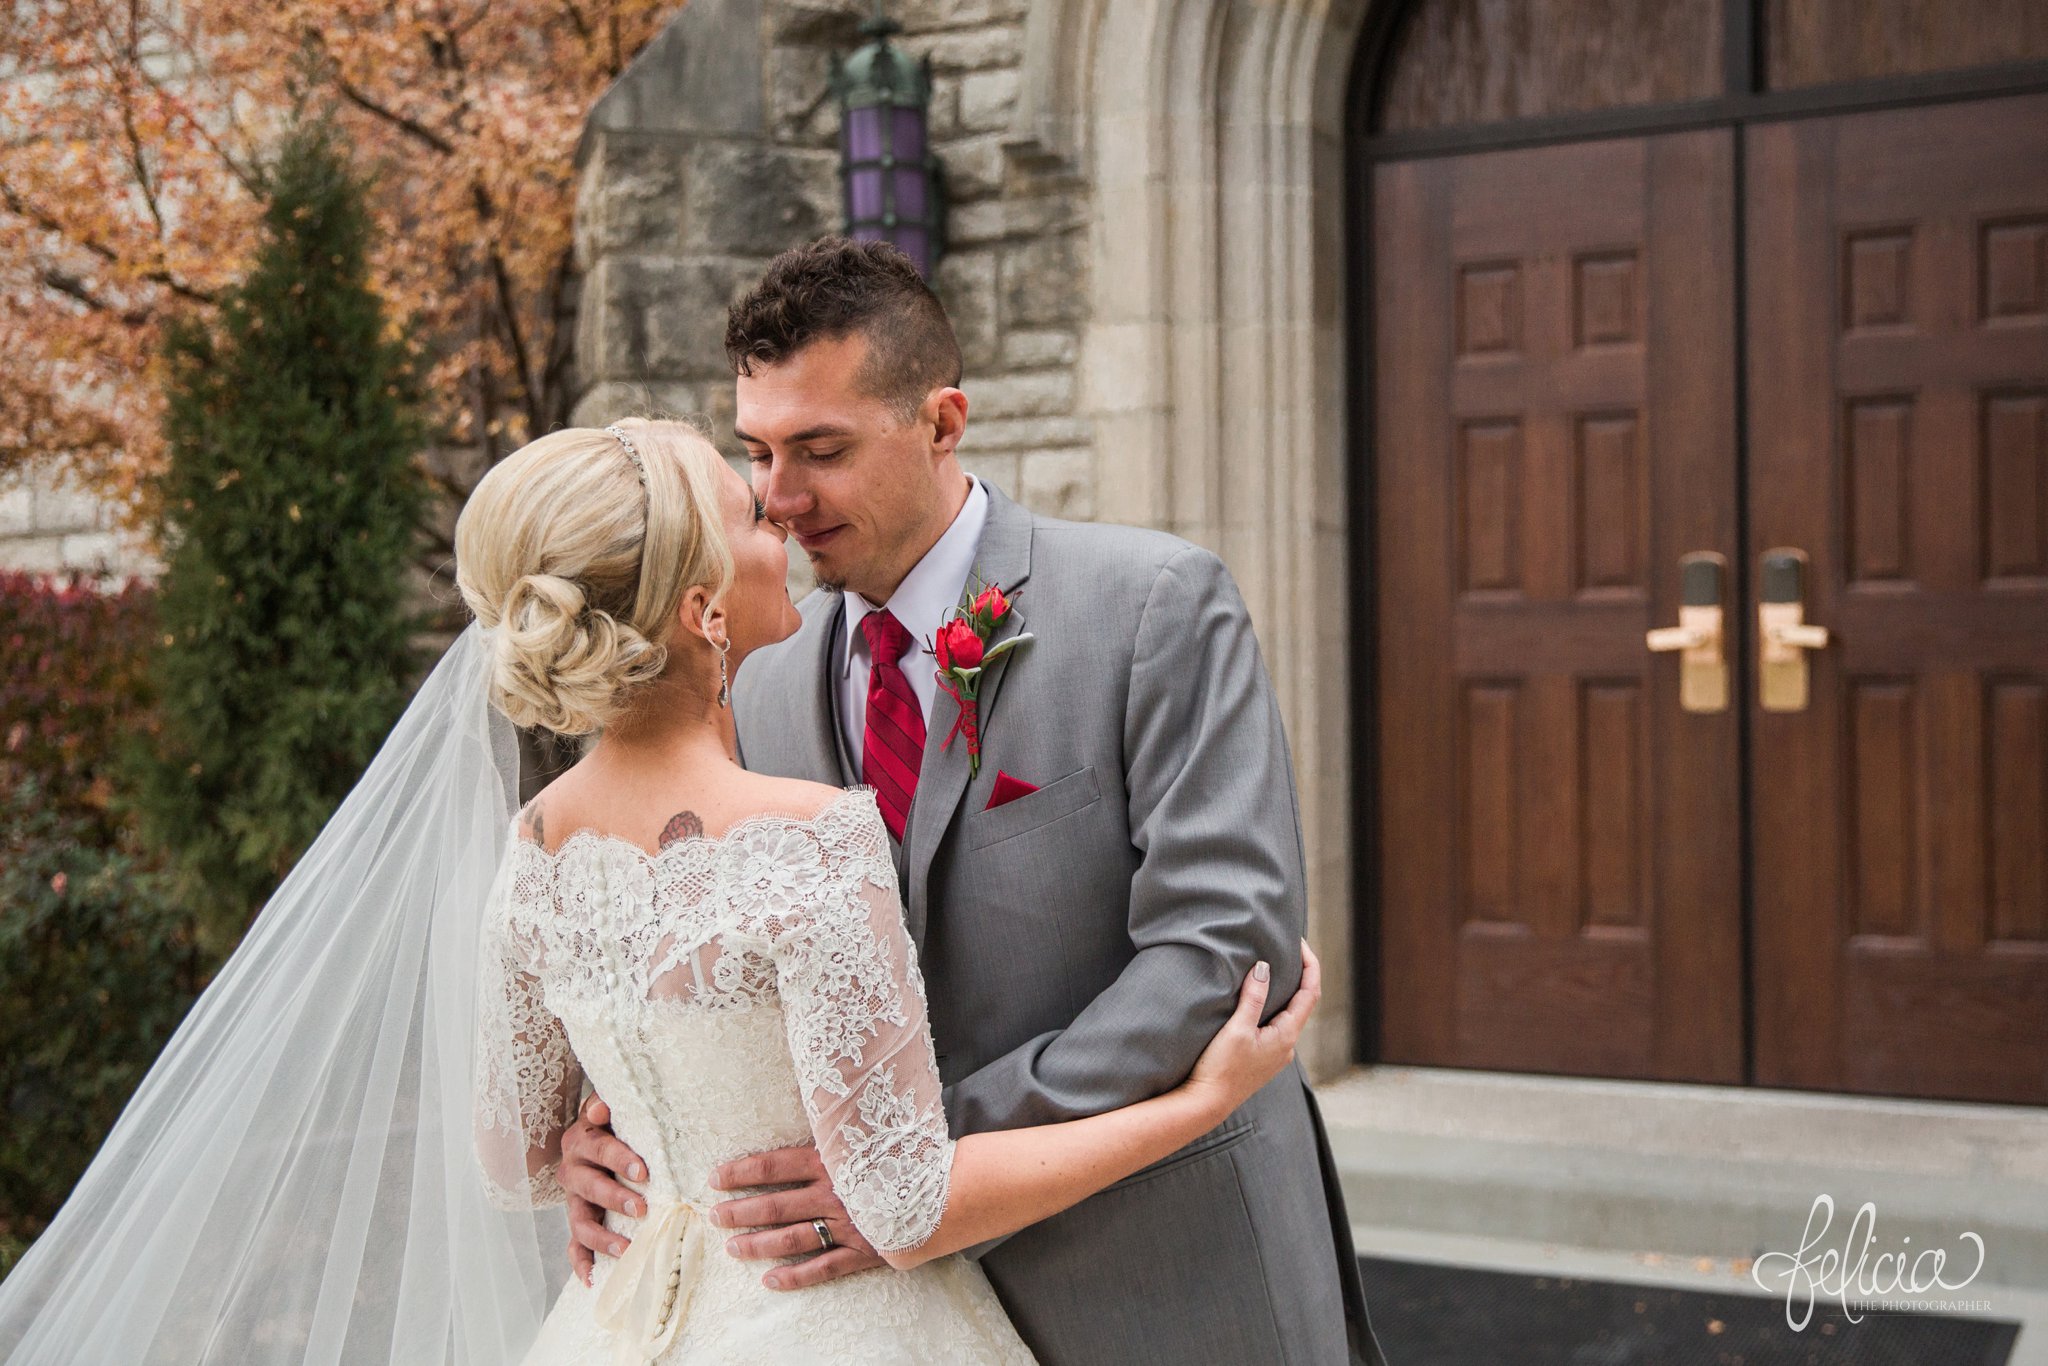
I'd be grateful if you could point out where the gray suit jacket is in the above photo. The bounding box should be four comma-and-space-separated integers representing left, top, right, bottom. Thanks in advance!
733, 484, 1387, 1366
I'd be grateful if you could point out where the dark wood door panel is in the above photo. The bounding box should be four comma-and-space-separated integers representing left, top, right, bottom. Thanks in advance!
1374, 130, 1745, 1084
1831, 595, 2048, 672
1745, 92, 2048, 1105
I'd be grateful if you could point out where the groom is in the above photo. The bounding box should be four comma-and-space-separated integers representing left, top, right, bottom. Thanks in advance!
558, 237, 1386, 1365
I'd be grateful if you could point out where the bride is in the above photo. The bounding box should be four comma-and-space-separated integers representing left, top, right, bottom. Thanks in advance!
0, 418, 1319, 1364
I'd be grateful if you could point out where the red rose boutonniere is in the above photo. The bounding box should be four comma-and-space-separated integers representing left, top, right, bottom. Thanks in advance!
928, 580, 1033, 777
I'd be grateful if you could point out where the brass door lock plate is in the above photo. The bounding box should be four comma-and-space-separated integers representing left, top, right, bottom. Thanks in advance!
1758, 548, 1829, 713
1646, 552, 1729, 713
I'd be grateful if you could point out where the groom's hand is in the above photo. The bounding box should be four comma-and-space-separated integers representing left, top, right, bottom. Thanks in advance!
558, 1095, 651, 1286
709, 1144, 884, 1289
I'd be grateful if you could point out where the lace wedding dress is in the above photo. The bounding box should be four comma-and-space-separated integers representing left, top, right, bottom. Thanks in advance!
475, 785, 1037, 1366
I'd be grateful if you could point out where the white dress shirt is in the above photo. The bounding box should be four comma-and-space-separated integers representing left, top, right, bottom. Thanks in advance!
837, 476, 991, 773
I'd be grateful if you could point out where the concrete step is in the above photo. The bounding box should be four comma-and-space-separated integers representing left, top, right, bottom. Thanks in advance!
1314, 1066, 2048, 1294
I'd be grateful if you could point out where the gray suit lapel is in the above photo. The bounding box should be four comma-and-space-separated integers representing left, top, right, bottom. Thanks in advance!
820, 608, 862, 789
904, 486, 1035, 933
791, 594, 852, 787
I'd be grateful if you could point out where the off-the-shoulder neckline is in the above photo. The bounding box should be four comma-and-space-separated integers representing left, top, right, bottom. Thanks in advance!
509, 786, 879, 863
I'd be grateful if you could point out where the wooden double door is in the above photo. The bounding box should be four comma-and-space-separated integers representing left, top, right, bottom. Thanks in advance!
1373, 92, 2048, 1105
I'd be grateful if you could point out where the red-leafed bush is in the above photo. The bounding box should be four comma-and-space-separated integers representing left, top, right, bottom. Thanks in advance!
0, 571, 202, 1275
0, 571, 159, 830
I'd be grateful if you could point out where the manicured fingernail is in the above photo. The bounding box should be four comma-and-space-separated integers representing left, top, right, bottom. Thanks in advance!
726, 1237, 739, 1255
1254, 960, 1270, 981
765, 1274, 782, 1290
630, 1162, 646, 1180
612, 1240, 627, 1256
625, 1198, 643, 1216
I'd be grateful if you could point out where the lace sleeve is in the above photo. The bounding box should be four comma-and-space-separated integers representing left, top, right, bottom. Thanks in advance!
473, 845, 584, 1209
749, 797, 956, 1254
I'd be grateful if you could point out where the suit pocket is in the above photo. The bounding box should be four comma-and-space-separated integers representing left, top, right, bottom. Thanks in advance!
1107, 1110, 1258, 1192
983, 1115, 1285, 1366
964, 764, 1102, 850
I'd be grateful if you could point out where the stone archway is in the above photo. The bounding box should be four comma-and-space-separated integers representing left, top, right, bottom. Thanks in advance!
1009, 0, 1380, 1076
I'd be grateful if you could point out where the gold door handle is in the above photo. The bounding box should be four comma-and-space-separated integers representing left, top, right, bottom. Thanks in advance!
1646, 625, 1712, 650
1758, 548, 1828, 712
1765, 621, 1830, 651
1646, 552, 1728, 713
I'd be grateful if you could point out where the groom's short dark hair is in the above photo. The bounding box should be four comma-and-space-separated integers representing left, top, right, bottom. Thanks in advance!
725, 237, 962, 420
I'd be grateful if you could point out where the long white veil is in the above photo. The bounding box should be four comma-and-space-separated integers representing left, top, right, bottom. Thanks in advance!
0, 623, 563, 1362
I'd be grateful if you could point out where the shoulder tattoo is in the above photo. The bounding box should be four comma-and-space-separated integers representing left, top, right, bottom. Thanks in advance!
659, 810, 704, 848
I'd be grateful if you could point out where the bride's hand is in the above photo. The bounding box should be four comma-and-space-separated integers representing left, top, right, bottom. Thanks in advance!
1180, 939, 1322, 1119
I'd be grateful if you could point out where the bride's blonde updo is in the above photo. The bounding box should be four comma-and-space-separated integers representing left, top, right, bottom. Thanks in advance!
454, 419, 735, 734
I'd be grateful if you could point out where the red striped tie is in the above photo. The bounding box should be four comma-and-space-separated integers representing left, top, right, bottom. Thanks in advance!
860, 610, 926, 842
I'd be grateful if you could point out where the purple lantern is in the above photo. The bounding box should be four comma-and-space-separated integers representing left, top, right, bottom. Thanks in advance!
832, 13, 945, 278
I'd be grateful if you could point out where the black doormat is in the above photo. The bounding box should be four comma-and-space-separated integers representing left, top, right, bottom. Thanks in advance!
1358, 1256, 2022, 1366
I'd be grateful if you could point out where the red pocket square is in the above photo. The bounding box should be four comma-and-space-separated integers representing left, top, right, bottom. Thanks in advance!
985, 770, 1039, 811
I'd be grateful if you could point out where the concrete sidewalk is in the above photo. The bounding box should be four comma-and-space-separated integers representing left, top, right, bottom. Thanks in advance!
1317, 1066, 2048, 1362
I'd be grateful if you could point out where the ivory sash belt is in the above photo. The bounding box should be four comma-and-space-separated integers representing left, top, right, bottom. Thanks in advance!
591, 1197, 711, 1364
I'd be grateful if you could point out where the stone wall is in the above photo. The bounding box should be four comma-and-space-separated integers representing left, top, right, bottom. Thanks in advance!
0, 468, 157, 579
569, 0, 1098, 538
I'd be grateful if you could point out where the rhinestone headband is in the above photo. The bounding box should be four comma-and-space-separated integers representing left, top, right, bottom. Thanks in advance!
604, 423, 647, 485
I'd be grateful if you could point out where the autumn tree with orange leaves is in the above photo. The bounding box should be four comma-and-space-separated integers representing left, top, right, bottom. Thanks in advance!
0, 0, 674, 539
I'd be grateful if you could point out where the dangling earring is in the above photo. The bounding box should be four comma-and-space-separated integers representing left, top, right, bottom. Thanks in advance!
714, 637, 731, 709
